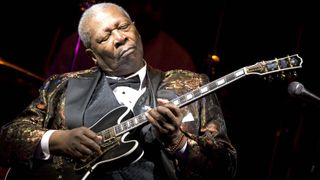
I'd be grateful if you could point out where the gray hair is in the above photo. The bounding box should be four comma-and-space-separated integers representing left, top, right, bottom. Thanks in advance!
78, 2, 131, 48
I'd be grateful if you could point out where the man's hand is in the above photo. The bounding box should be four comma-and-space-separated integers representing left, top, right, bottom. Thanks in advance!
145, 99, 184, 146
49, 127, 102, 160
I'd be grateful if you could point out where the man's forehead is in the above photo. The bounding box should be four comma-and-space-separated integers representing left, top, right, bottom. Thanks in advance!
93, 6, 129, 22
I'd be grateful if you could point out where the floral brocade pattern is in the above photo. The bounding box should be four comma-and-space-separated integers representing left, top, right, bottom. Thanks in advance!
163, 69, 204, 94
161, 70, 237, 179
0, 67, 237, 179
0, 67, 98, 166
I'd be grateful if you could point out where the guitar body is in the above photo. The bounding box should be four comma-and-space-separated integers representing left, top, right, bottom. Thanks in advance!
77, 106, 144, 173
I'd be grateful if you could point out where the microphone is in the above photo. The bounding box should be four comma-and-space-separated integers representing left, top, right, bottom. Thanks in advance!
288, 81, 320, 104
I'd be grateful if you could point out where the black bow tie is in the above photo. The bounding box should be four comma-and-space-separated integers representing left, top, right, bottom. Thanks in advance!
107, 75, 140, 90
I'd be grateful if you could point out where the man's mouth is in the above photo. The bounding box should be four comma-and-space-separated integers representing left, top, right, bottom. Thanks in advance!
120, 47, 134, 57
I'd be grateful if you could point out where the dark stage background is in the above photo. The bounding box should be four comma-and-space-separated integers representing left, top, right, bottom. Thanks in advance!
0, 0, 319, 179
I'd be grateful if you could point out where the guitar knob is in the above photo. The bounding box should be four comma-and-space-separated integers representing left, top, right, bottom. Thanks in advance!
286, 71, 298, 81
280, 72, 286, 80
264, 75, 274, 82
292, 71, 298, 77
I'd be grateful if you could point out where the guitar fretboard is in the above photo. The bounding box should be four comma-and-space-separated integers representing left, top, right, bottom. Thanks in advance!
114, 114, 147, 135
172, 68, 246, 107
105, 68, 247, 137
99, 54, 303, 139
99, 113, 147, 138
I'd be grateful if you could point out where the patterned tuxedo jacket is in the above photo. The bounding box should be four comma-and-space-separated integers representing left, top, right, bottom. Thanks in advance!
0, 66, 237, 179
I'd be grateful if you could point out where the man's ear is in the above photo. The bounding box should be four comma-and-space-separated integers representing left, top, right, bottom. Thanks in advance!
85, 48, 97, 64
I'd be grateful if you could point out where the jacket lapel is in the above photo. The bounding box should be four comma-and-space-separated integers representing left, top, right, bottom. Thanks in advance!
65, 70, 101, 128
64, 66, 164, 129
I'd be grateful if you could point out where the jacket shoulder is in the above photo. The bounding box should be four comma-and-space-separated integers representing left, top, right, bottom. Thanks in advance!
162, 70, 209, 95
42, 67, 99, 91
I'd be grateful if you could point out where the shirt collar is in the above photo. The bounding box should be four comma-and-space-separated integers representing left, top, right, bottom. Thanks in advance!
105, 60, 147, 90
125, 62, 146, 85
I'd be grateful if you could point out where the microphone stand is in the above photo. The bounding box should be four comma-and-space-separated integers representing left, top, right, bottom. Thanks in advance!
291, 92, 320, 180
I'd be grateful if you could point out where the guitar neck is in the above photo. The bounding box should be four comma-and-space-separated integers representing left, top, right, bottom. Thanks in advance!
172, 68, 247, 108
101, 54, 303, 138
107, 67, 247, 137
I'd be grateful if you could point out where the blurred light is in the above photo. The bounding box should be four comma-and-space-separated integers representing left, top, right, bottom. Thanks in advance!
211, 55, 220, 63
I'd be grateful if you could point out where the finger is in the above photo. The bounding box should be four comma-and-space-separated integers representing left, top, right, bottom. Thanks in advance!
81, 134, 102, 153
145, 111, 161, 129
157, 98, 170, 105
158, 121, 176, 133
83, 128, 102, 144
68, 147, 85, 159
162, 103, 183, 119
145, 111, 169, 134
147, 108, 175, 133
77, 143, 94, 156
148, 107, 171, 126
155, 106, 180, 126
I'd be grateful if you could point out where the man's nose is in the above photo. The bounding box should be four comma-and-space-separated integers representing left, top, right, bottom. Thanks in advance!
113, 30, 127, 48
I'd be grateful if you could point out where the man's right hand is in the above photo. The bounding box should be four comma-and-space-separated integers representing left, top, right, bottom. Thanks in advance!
49, 127, 102, 159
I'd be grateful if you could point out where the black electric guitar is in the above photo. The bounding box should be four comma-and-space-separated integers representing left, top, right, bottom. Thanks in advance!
5, 54, 303, 180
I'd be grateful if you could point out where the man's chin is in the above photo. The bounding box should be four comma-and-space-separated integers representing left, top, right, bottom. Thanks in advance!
113, 65, 137, 77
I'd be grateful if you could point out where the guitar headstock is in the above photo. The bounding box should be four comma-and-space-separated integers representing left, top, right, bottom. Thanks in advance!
245, 54, 303, 80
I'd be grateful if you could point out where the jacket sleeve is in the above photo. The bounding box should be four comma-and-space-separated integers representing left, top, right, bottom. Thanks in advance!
161, 70, 237, 179
0, 75, 65, 167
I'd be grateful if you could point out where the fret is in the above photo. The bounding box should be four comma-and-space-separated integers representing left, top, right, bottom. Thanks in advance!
125, 121, 129, 127
113, 114, 148, 136
114, 124, 121, 134
193, 88, 202, 98
133, 118, 138, 125
228, 71, 243, 86
128, 119, 134, 127
216, 78, 226, 86
137, 115, 146, 124
173, 99, 180, 106
186, 93, 193, 100
235, 69, 245, 77
200, 86, 209, 93
122, 122, 128, 130
207, 82, 217, 90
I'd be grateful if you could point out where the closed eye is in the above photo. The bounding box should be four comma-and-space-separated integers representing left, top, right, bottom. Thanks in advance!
118, 23, 131, 31
99, 33, 111, 43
